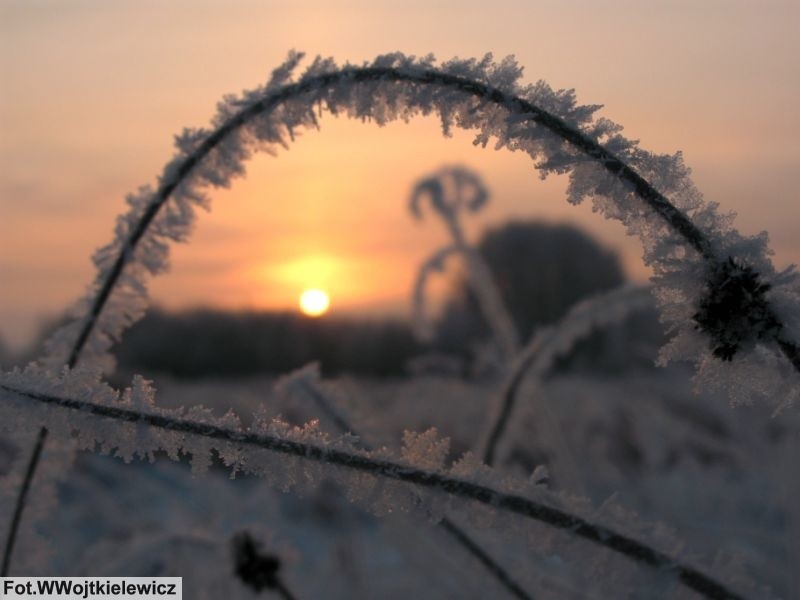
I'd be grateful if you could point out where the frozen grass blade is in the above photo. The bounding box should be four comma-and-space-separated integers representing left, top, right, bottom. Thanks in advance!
0, 382, 749, 600
287, 372, 533, 599
44, 59, 800, 375
482, 285, 653, 467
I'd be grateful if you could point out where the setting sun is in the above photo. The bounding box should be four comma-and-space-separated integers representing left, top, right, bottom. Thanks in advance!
299, 288, 331, 317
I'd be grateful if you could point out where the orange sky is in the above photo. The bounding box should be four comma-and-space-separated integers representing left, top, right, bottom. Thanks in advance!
2, 0, 799, 350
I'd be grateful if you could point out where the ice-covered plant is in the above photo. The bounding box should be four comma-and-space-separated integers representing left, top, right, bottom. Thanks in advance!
277, 363, 533, 599
30, 51, 797, 397
481, 284, 654, 467
22, 50, 794, 405
0, 371, 757, 599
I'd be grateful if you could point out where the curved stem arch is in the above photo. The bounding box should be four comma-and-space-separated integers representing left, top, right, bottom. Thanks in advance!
60, 63, 797, 370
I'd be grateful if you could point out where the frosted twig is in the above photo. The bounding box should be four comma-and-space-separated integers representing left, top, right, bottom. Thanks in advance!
46, 60, 798, 374
285, 370, 533, 600
0, 382, 748, 600
482, 285, 653, 467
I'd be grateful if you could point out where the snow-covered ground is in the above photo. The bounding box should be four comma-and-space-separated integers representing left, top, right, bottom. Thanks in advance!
27, 366, 798, 599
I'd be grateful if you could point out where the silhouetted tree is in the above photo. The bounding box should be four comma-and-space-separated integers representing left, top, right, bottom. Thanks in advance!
436, 221, 627, 354
0, 335, 8, 370
113, 310, 422, 378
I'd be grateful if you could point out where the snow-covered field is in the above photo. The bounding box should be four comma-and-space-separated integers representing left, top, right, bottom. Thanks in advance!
31, 367, 797, 599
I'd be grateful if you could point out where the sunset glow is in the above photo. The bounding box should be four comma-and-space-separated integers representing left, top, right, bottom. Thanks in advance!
299, 288, 330, 317
1, 1, 798, 350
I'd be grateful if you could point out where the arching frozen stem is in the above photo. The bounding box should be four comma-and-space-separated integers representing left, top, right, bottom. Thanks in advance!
37, 53, 798, 385
482, 285, 654, 467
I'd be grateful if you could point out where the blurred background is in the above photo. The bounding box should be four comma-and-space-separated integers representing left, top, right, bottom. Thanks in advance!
2, 0, 799, 359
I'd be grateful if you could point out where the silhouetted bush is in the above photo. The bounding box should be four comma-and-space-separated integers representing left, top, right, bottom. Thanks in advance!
434, 221, 663, 370
0, 336, 9, 370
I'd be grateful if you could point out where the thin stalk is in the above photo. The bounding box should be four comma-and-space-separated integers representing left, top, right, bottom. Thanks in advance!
482, 285, 653, 468
272, 578, 297, 600
440, 195, 520, 360
296, 379, 534, 600
436, 518, 534, 600
2, 383, 748, 600
412, 244, 460, 340
294, 380, 355, 443
483, 349, 541, 468
0, 427, 47, 576
460, 244, 521, 361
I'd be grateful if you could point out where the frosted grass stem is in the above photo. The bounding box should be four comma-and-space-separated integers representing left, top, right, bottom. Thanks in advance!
1, 383, 748, 600
57, 65, 799, 370
293, 378, 534, 600
482, 286, 652, 467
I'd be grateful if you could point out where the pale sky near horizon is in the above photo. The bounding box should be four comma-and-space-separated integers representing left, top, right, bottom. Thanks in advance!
1, 0, 799, 351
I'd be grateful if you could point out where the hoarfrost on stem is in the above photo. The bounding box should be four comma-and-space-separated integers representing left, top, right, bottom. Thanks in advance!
481, 284, 655, 469
0, 370, 762, 599
34, 50, 797, 405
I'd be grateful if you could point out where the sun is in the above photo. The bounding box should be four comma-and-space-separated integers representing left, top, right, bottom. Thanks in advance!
299, 288, 330, 317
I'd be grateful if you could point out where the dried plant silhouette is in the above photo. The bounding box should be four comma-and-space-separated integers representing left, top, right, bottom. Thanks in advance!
482, 284, 653, 467
231, 531, 297, 600
410, 166, 519, 360
283, 367, 532, 599
2, 51, 799, 599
